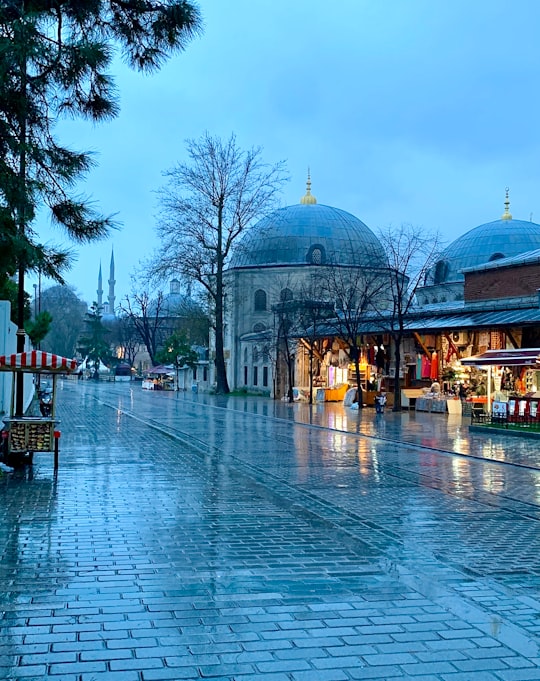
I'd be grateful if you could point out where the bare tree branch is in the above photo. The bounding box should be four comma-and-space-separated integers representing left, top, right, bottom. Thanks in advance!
151, 132, 288, 393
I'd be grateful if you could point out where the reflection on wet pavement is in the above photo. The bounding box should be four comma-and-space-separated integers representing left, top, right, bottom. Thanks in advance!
2, 380, 540, 679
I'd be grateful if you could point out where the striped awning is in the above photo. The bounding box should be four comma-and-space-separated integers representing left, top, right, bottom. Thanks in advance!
0, 351, 78, 373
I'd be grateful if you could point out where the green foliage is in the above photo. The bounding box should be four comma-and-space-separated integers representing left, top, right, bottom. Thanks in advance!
77, 303, 112, 374
39, 285, 87, 357
25, 310, 52, 346
0, 276, 30, 324
0, 0, 202, 326
155, 331, 198, 370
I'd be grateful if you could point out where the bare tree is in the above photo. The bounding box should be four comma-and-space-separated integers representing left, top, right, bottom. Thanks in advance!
293, 277, 335, 405
272, 299, 297, 403
105, 315, 141, 369
151, 132, 287, 394
320, 265, 388, 407
119, 289, 168, 366
376, 223, 442, 410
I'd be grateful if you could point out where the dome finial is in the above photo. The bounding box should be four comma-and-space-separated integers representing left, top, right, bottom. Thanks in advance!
300, 168, 317, 205
501, 186, 512, 220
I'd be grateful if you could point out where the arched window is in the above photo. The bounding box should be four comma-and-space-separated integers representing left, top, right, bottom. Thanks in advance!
307, 243, 326, 265
489, 252, 505, 262
253, 323, 266, 333
254, 289, 267, 311
280, 287, 293, 302
433, 260, 449, 284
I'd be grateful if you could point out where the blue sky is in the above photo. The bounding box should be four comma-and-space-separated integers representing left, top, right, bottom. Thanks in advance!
31, 0, 540, 306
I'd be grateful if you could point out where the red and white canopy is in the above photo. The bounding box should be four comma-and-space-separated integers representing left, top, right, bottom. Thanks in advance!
0, 351, 78, 373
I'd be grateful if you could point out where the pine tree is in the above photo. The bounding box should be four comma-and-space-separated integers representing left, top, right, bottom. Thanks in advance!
0, 0, 201, 412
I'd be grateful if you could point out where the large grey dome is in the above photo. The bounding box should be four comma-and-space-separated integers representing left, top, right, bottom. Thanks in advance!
229, 203, 385, 269
426, 217, 540, 286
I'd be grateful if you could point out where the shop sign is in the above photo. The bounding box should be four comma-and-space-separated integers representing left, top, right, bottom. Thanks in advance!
492, 401, 508, 417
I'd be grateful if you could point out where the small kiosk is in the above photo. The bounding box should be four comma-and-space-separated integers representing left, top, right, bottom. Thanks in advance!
0, 351, 78, 470
461, 348, 540, 430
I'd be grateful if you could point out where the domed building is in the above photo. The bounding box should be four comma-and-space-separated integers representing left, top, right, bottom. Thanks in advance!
223, 177, 389, 396
418, 191, 540, 306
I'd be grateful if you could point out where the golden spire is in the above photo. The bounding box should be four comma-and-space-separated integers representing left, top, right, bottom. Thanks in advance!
501, 187, 512, 220
300, 168, 317, 205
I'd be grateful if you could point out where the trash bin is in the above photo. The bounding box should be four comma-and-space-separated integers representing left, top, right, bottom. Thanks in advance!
191, 383, 198, 393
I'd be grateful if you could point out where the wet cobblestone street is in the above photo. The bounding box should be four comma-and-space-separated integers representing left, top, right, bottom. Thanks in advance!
2, 380, 540, 680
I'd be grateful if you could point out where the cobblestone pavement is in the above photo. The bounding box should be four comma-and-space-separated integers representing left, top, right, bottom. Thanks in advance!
2, 381, 540, 680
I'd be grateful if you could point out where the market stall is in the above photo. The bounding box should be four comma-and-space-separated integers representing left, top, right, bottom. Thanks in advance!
461, 348, 540, 428
0, 351, 78, 469
142, 365, 175, 390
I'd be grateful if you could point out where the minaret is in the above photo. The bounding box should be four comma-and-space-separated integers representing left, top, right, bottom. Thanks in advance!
300, 169, 317, 205
97, 262, 103, 309
501, 187, 512, 220
108, 249, 116, 315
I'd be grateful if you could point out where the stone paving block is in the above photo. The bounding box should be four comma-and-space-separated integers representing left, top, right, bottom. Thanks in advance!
141, 668, 199, 680
494, 670, 540, 680
79, 629, 129, 641
166, 653, 221, 666
3, 665, 48, 678
438, 626, 486, 639
400, 660, 460, 675
20, 651, 77, 666
256, 659, 313, 673
425, 637, 480, 651
439, 673, 506, 681
49, 661, 108, 675
503, 657, 538, 668
79, 673, 141, 681
347, 665, 403, 679
198, 662, 256, 676
313, 655, 365, 669
363, 651, 419, 665
233, 674, 290, 681
219, 650, 275, 663
291, 671, 349, 681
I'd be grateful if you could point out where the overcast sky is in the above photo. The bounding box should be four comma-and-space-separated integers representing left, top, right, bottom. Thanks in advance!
31, 0, 540, 306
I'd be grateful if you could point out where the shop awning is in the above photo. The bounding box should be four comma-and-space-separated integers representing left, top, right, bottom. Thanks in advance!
0, 351, 78, 373
461, 348, 540, 367
144, 365, 174, 376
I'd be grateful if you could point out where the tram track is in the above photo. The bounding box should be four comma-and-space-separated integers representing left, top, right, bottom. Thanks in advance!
76, 383, 540, 653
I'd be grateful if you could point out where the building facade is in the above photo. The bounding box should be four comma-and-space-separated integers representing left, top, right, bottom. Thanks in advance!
223, 178, 389, 397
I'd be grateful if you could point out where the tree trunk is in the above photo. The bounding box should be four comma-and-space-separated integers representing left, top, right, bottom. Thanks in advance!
15, 52, 28, 416
214, 202, 230, 394
354, 351, 364, 409
392, 337, 402, 411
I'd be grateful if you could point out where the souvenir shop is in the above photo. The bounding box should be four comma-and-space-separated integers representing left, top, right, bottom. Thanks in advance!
461, 348, 540, 428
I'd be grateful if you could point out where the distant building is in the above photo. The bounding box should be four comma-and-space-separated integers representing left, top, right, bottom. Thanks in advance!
418, 190, 540, 306
96, 249, 116, 319
223, 176, 389, 397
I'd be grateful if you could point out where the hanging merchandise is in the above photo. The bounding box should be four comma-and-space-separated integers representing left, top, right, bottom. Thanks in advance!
490, 331, 504, 350
375, 345, 386, 371
430, 351, 439, 380
421, 354, 431, 378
